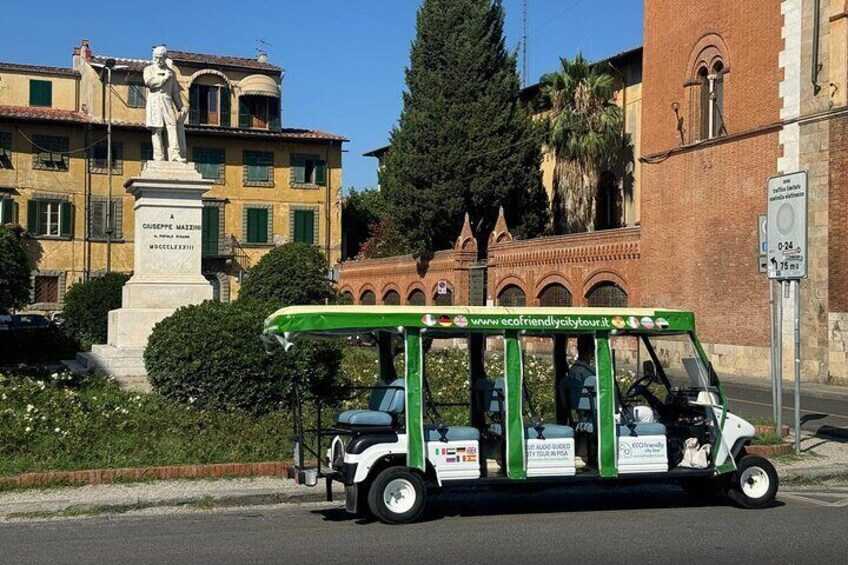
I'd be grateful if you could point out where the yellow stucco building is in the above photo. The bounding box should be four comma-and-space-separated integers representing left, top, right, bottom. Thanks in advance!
519, 46, 643, 231
0, 40, 345, 310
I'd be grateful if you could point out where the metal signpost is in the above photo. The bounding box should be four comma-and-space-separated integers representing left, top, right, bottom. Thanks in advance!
766, 171, 807, 454
758, 214, 778, 422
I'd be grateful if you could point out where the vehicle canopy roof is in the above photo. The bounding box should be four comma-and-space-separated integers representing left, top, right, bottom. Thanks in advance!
262, 305, 695, 338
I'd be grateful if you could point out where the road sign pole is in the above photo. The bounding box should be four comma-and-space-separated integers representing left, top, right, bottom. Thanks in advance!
776, 281, 783, 434
793, 280, 801, 454
768, 278, 777, 423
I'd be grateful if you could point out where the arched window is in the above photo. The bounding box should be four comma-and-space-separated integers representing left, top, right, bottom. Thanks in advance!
360, 290, 376, 305
434, 288, 453, 307
586, 282, 628, 308
538, 283, 573, 307
698, 61, 725, 140
595, 172, 621, 230
341, 291, 354, 305
408, 289, 426, 306
383, 289, 400, 305
498, 284, 526, 307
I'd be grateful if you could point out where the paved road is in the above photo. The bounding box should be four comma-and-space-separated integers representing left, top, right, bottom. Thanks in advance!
2, 485, 846, 565
724, 381, 848, 434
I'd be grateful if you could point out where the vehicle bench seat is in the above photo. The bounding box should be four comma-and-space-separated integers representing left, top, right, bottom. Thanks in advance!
335, 378, 405, 428
424, 425, 480, 442
577, 422, 667, 436
489, 423, 574, 439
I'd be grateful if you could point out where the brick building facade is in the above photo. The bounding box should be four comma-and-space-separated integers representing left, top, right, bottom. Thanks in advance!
340, 0, 848, 383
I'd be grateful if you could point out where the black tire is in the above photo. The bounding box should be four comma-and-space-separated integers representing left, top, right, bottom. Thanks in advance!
367, 466, 427, 525
678, 476, 724, 501
727, 455, 779, 509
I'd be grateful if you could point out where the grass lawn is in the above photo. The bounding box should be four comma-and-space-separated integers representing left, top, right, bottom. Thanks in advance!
0, 368, 292, 477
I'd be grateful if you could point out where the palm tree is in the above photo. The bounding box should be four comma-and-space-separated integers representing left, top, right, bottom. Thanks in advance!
540, 54, 632, 234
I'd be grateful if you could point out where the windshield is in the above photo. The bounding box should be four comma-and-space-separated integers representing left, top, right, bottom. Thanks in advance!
612, 332, 711, 393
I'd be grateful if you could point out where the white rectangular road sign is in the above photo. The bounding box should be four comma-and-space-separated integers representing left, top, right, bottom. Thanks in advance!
767, 171, 807, 280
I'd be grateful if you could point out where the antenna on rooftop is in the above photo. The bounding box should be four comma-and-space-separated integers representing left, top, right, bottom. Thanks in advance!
522, 0, 529, 87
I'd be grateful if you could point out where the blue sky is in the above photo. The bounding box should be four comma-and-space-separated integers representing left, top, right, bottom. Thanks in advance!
0, 0, 643, 191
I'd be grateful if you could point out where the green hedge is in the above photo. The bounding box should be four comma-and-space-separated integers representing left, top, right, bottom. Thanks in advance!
62, 272, 130, 350
237, 242, 336, 307
145, 299, 345, 414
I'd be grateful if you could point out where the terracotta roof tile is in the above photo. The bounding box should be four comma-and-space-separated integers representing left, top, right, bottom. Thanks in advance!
0, 105, 94, 124
90, 51, 282, 73
0, 105, 345, 143
0, 62, 79, 77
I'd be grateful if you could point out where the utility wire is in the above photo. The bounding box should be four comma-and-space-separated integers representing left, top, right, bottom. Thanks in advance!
16, 128, 108, 156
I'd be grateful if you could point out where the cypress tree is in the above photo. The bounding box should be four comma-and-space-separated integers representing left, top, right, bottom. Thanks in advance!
381, 0, 548, 259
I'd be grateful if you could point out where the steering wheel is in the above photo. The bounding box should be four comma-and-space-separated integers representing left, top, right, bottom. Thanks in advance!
625, 374, 656, 401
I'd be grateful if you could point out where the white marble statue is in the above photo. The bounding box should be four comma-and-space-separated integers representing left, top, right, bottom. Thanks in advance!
143, 46, 187, 162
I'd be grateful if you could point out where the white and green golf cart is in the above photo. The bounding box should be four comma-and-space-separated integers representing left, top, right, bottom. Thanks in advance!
262, 305, 778, 524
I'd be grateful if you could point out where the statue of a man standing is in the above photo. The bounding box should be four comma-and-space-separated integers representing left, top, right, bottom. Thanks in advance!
144, 46, 187, 162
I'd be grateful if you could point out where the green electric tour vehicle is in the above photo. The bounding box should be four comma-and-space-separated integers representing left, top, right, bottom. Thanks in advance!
262, 305, 778, 524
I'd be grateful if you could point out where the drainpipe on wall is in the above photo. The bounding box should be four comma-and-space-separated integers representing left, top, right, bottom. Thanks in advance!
812, 0, 822, 95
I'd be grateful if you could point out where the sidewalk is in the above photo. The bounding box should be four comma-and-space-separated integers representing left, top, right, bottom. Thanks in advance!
719, 372, 848, 400
0, 476, 345, 521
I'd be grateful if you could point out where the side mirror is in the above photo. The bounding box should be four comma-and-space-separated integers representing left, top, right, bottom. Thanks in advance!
642, 360, 656, 381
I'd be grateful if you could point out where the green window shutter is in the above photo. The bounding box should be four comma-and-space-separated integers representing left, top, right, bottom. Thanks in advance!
111, 199, 122, 239
220, 87, 231, 127
202, 206, 220, 254
293, 157, 306, 183
189, 84, 200, 123
60, 201, 74, 238
247, 208, 268, 243
0, 199, 13, 224
27, 200, 41, 235
293, 210, 315, 244
238, 98, 250, 128
245, 152, 260, 182
29, 80, 52, 107
89, 200, 105, 237
315, 160, 327, 186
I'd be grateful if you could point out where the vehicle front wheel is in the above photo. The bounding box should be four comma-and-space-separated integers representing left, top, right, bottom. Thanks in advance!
727, 455, 779, 509
367, 466, 427, 524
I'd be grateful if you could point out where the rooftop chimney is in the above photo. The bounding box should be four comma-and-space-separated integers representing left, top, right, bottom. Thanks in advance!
257, 52, 268, 64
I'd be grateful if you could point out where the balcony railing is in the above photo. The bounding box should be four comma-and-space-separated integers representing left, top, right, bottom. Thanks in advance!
189, 108, 230, 128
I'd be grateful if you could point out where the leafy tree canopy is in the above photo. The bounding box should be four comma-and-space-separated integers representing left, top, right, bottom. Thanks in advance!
0, 226, 31, 314
381, 0, 548, 258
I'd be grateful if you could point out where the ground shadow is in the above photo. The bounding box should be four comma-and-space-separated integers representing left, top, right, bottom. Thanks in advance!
312, 482, 784, 525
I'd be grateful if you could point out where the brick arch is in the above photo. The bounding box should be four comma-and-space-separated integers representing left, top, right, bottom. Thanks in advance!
686, 33, 730, 79
380, 282, 401, 297
358, 284, 376, 305
533, 273, 576, 306
405, 281, 426, 297
493, 275, 529, 300
582, 270, 630, 299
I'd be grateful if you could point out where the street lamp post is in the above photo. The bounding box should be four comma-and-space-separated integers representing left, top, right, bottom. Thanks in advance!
90, 59, 127, 273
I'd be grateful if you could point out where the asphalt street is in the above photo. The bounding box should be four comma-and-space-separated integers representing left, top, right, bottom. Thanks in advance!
723, 381, 848, 434
2, 484, 847, 565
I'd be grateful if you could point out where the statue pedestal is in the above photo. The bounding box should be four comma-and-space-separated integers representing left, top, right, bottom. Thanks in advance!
76, 161, 213, 388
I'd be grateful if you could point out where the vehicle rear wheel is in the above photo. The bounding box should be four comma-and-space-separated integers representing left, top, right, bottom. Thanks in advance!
727, 455, 779, 509
367, 466, 427, 525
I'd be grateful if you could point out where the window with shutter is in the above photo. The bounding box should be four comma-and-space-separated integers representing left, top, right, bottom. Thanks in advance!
29, 80, 52, 107
194, 147, 225, 182
220, 87, 231, 127
27, 199, 72, 238
0, 132, 11, 168
245, 207, 269, 244
292, 209, 315, 244
89, 141, 123, 174
128, 82, 146, 108
291, 154, 327, 187
202, 205, 221, 255
32, 135, 69, 171
0, 198, 17, 224
243, 151, 273, 186
140, 143, 154, 162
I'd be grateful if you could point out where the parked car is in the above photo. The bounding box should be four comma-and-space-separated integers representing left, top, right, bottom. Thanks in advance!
0, 314, 53, 332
